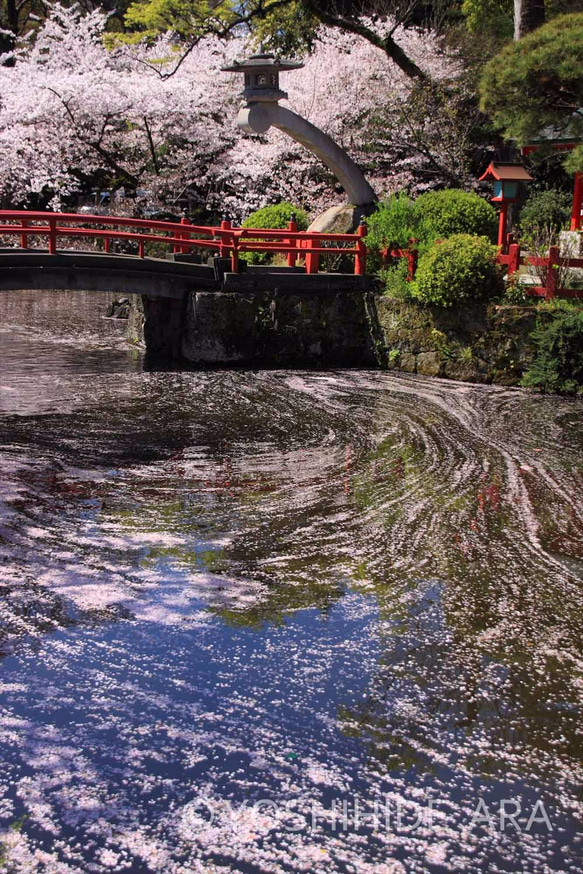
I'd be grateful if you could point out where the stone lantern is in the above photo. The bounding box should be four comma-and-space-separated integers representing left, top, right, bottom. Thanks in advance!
222, 51, 303, 104
479, 162, 533, 249
221, 50, 377, 208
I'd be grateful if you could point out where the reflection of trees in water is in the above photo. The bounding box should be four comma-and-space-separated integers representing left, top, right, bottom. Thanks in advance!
337, 579, 583, 799
3, 364, 583, 758
0, 583, 73, 657
0, 580, 135, 658
340, 427, 583, 779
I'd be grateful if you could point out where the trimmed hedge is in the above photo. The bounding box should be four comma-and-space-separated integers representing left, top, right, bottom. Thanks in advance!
414, 189, 498, 243
241, 202, 309, 265
411, 234, 503, 307
366, 189, 499, 283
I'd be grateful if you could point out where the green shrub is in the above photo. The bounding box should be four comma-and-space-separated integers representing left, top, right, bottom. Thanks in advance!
379, 259, 414, 300
502, 273, 530, 305
241, 202, 309, 265
365, 194, 419, 272
367, 189, 497, 267
518, 189, 572, 235
411, 234, 503, 307
414, 189, 498, 244
522, 303, 583, 394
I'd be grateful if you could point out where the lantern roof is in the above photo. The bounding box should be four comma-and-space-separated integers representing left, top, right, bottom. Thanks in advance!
479, 162, 533, 182
221, 51, 304, 74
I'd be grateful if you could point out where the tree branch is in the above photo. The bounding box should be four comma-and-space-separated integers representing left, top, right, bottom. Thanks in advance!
306, 1, 429, 81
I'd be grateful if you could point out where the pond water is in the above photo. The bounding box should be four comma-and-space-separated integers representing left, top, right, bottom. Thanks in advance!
0, 290, 582, 873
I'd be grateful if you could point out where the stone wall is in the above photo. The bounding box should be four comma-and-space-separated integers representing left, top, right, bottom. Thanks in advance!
376, 298, 540, 385
128, 284, 384, 368
128, 284, 544, 385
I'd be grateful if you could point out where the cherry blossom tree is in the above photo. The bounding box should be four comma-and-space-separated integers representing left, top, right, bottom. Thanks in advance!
0, 4, 462, 218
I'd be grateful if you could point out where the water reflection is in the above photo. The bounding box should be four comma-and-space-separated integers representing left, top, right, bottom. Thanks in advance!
0, 291, 582, 871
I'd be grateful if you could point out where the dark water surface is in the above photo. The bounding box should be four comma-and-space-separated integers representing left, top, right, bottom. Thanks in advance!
0, 291, 582, 873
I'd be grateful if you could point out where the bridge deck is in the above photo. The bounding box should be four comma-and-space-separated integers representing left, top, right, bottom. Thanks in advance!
0, 250, 218, 298
0, 250, 373, 298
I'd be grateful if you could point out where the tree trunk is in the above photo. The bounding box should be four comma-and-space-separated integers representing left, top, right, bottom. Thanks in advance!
514, 0, 545, 40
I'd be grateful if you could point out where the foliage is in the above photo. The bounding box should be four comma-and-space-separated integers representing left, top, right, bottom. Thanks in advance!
414, 189, 498, 244
379, 259, 414, 300
365, 193, 418, 270
461, 0, 513, 37
241, 201, 309, 264
123, 0, 239, 43
121, 1, 438, 80
411, 233, 502, 306
519, 189, 572, 235
522, 302, 583, 394
242, 1, 319, 55
518, 189, 574, 287
502, 272, 530, 304
368, 189, 499, 294
367, 188, 497, 272
564, 143, 583, 174
479, 14, 583, 150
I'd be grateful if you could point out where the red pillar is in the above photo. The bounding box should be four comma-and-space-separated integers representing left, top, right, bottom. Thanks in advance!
180, 216, 190, 254
355, 221, 367, 276
570, 171, 583, 231
305, 236, 320, 274
497, 203, 509, 250
286, 216, 298, 267
219, 218, 231, 258
48, 216, 57, 255
508, 243, 521, 275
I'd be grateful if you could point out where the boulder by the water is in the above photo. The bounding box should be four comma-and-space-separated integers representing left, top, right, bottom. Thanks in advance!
307, 203, 376, 234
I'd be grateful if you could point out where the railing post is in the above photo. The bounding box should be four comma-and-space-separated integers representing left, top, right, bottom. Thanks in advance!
571, 171, 583, 231
287, 214, 298, 267
180, 216, 190, 254
138, 239, 145, 258
104, 237, 110, 254
355, 220, 367, 276
219, 217, 231, 259
304, 234, 320, 274
48, 216, 57, 255
20, 218, 28, 250
508, 243, 521, 275
545, 246, 559, 299
231, 231, 240, 273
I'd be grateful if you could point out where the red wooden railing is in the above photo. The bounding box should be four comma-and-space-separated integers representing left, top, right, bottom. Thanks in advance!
382, 235, 583, 300
498, 239, 583, 300
0, 211, 368, 276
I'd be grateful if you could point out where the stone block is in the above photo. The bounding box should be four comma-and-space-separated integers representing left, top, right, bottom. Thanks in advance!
416, 351, 442, 376
400, 353, 417, 373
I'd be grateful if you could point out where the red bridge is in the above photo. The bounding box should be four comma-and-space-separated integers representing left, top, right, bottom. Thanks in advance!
0, 210, 368, 272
